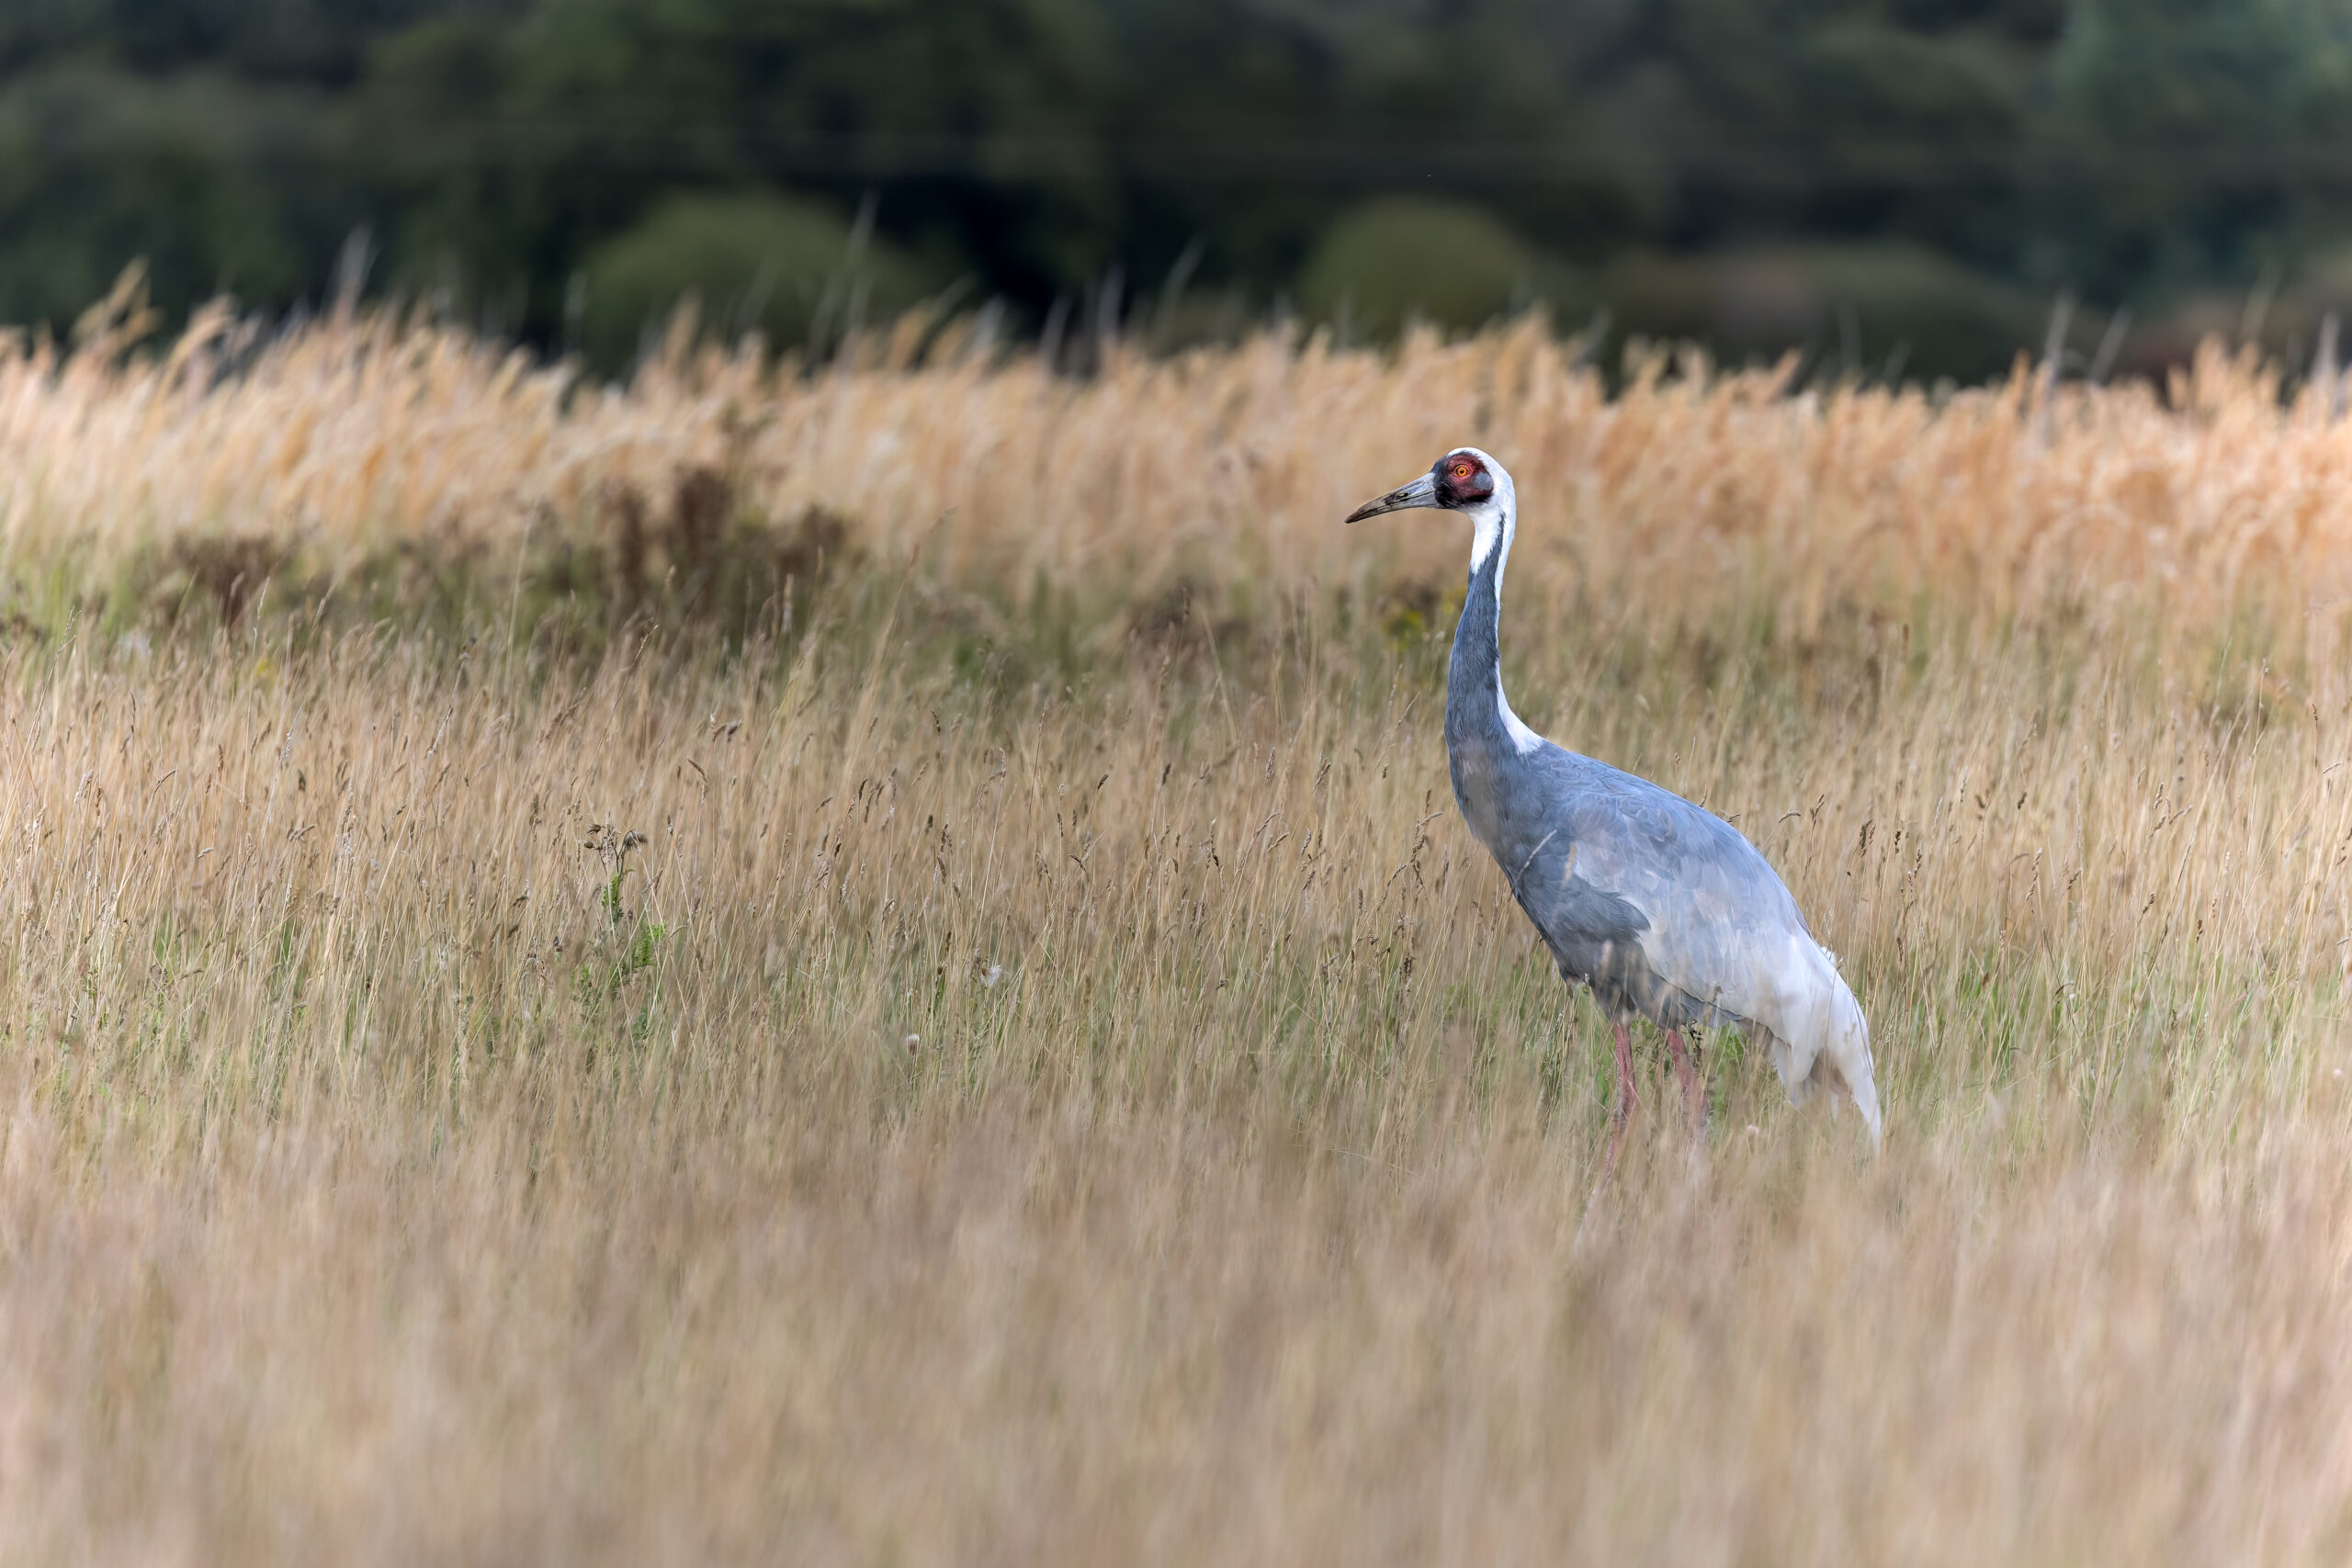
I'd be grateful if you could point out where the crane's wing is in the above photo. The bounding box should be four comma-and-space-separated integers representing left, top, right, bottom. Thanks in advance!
1501, 748, 1882, 1144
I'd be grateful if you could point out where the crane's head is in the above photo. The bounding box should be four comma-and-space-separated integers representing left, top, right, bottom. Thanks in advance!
1344, 447, 1505, 525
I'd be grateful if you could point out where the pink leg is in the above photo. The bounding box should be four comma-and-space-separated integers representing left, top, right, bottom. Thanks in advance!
1605, 1021, 1641, 1176
1664, 1029, 1705, 1136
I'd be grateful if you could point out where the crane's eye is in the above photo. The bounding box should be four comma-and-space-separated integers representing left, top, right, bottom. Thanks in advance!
1451, 462, 1473, 480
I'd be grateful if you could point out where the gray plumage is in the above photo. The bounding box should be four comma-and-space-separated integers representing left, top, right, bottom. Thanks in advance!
1348, 448, 1882, 1148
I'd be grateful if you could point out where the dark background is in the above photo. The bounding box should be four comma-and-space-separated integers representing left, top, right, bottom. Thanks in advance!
7, 0, 2352, 379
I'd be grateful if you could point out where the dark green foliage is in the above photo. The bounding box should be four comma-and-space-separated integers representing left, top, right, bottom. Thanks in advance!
0, 68, 314, 325
576, 190, 943, 369
1296, 198, 1587, 338
3, 1, 2352, 377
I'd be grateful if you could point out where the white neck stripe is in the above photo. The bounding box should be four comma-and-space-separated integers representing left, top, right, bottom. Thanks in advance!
1466, 488, 1544, 758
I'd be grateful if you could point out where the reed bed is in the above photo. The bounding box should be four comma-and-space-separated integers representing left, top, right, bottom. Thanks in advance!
0, 301, 2348, 1561
8, 287, 2352, 655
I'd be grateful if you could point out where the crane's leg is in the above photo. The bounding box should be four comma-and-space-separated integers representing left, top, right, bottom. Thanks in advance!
1605, 1020, 1641, 1176
1664, 1029, 1705, 1137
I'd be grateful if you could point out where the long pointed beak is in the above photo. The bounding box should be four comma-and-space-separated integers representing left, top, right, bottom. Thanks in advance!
1344, 472, 1439, 524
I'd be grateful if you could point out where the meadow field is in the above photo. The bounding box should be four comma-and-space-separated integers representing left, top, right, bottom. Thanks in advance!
1, 289, 2351, 1561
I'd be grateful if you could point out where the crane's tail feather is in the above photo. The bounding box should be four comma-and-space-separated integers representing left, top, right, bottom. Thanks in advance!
1762, 945, 1882, 1150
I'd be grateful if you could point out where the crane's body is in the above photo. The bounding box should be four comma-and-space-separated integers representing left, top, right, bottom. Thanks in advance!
1349, 449, 1882, 1154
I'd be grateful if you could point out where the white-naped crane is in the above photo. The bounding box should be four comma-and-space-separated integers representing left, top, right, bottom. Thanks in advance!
1347, 449, 1881, 1164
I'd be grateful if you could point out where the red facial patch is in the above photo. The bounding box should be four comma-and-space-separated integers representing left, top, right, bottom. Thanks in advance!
1435, 454, 1491, 505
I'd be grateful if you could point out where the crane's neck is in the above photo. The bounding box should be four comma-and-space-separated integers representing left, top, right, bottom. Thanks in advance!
1447, 490, 1544, 761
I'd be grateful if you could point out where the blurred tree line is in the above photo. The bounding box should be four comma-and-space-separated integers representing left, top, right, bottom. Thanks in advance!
6, 0, 2352, 378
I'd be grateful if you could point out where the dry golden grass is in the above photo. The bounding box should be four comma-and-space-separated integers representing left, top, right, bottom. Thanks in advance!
0, 301, 2350, 1560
